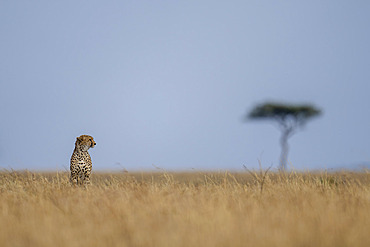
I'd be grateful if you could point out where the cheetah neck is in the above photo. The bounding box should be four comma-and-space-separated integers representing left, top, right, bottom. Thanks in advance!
74, 147, 88, 154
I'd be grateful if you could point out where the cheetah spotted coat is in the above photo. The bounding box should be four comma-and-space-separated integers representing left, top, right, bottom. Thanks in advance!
70, 135, 96, 185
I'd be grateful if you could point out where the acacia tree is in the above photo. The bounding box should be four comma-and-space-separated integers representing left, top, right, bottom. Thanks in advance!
247, 102, 321, 170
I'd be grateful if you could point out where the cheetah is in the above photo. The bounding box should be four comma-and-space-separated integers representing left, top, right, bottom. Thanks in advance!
70, 135, 96, 185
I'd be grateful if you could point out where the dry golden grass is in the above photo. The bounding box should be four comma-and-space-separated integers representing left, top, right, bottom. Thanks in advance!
0, 170, 369, 247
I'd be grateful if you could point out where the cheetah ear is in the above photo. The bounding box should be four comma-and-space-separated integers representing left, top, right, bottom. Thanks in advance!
76, 136, 82, 142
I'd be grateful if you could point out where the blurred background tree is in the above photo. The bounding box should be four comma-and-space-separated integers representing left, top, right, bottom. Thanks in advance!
247, 102, 322, 170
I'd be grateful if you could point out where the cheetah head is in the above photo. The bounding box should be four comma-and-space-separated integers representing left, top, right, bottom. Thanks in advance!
75, 135, 96, 152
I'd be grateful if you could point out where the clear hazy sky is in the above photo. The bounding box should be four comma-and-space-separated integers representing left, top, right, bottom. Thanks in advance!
1, 1, 369, 171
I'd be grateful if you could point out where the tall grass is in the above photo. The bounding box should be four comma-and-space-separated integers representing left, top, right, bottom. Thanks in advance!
0, 170, 369, 247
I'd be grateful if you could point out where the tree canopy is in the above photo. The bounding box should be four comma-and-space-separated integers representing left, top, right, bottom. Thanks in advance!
248, 102, 321, 128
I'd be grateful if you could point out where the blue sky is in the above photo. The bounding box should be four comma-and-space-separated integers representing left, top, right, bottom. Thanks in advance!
1, 0, 369, 171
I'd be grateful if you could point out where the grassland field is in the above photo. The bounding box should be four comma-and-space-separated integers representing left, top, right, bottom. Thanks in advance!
0, 170, 369, 247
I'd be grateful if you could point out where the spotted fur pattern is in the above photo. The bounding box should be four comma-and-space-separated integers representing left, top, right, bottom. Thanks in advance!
70, 135, 96, 186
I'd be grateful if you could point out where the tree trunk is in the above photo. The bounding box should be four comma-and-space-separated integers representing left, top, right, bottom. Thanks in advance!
279, 129, 290, 171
